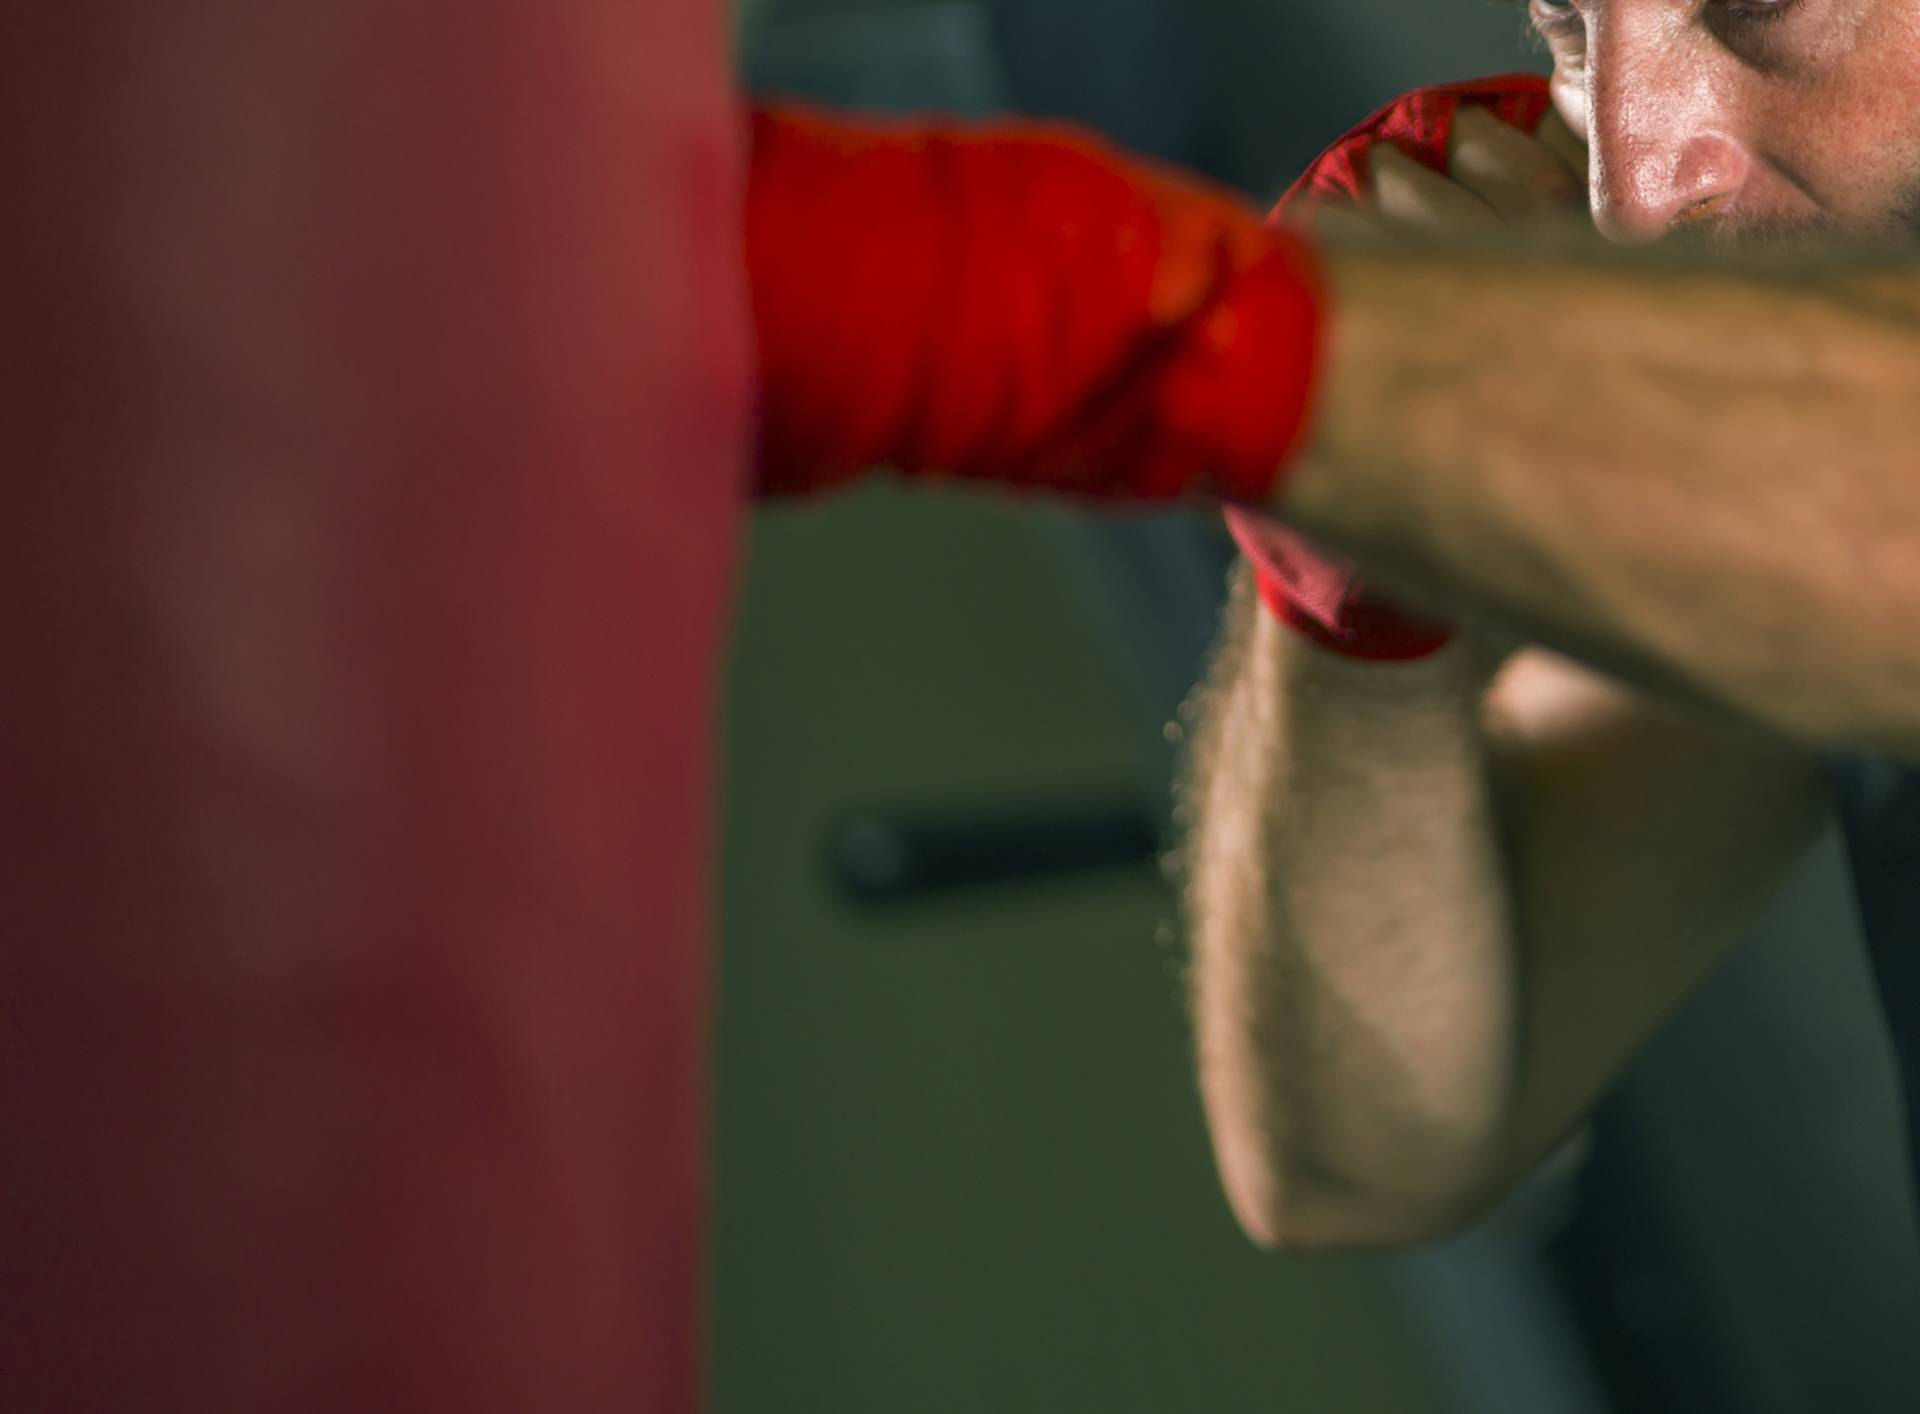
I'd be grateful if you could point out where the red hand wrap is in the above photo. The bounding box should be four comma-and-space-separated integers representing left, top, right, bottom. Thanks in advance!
1274, 72, 1553, 216
1235, 72, 1551, 662
747, 106, 1324, 503
1224, 507, 1455, 663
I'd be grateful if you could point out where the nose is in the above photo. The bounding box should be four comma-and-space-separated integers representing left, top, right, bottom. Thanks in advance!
1584, 13, 1752, 242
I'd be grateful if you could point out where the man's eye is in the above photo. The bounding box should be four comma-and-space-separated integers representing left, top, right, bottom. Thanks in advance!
1713, 0, 1808, 34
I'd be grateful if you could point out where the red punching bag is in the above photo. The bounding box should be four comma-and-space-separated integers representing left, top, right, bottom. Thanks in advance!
2, 3, 749, 1410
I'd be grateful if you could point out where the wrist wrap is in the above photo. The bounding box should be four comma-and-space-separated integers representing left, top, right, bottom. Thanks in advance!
747, 106, 1324, 504
1224, 507, 1456, 663
1274, 73, 1553, 216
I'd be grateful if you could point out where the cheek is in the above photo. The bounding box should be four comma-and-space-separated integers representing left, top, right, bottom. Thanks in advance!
1756, 3, 1920, 224
1540, 19, 1593, 149
1550, 69, 1588, 145
1766, 37, 1920, 224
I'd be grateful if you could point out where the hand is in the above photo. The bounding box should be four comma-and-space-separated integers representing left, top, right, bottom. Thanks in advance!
1239, 84, 1589, 663
1310, 106, 1589, 243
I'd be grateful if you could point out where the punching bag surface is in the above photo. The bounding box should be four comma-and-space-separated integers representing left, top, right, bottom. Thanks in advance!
3, 3, 749, 1410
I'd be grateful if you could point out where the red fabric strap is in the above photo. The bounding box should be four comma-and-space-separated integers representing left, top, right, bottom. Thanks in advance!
1273, 72, 1553, 217
746, 105, 1324, 504
1225, 508, 1455, 663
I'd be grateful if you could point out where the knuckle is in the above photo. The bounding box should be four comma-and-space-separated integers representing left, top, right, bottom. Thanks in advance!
1527, 163, 1583, 203
1453, 117, 1584, 210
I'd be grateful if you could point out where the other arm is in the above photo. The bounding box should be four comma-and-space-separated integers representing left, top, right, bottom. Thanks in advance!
1186, 573, 1829, 1249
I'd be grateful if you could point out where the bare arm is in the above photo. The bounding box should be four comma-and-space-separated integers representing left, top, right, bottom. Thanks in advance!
1283, 243, 1920, 758
1186, 570, 1830, 1250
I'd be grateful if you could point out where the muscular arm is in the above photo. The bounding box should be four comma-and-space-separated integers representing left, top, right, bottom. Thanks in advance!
749, 109, 1920, 753
1284, 243, 1920, 758
1186, 571, 1829, 1250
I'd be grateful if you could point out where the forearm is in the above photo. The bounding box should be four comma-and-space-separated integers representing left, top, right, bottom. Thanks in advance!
1285, 244, 1920, 757
1186, 577, 1516, 1248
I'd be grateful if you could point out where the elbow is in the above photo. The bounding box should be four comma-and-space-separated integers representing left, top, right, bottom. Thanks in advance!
1197, 1045, 1518, 1254
1217, 1146, 1499, 1256
1231, 1179, 1492, 1257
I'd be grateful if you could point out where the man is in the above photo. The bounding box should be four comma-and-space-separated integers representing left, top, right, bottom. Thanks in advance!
1185, 0, 1920, 1254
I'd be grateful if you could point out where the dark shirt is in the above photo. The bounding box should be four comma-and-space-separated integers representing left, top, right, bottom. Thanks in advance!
1831, 754, 1920, 1193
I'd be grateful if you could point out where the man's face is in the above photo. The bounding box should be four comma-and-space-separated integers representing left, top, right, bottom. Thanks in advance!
1527, 0, 1920, 241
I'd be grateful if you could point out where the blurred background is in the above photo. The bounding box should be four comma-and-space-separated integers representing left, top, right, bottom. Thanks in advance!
713, 2, 1920, 1410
